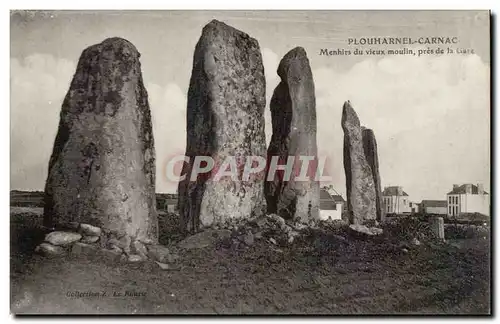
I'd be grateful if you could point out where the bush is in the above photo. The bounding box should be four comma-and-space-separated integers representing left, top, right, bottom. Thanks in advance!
445, 224, 490, 240
381, 216, 439, 241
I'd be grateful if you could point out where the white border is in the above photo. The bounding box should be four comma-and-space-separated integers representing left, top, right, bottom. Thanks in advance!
2, 1, 498, 323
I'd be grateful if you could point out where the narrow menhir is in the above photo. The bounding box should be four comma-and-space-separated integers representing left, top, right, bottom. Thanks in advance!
362, 127, 385, 222
264, 47, 320, 222
342, 101, 377, 224
177, 20, 267, 233
43, 37, 158, 244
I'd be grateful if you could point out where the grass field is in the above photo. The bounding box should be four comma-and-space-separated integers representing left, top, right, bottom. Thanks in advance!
10, 207, 491, 315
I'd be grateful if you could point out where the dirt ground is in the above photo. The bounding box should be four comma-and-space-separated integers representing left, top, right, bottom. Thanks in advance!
10, 208, 491, 315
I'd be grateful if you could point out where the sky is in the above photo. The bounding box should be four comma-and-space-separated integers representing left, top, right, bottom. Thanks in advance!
10, 10, 490, 201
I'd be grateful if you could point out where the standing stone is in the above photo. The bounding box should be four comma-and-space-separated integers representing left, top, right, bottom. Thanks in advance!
264, 47, 319, 222
177, 20, 267, 233
43, 37, 158, 247
430, 217, 445, 240
362, 128, 385, 222
342, 101, 377, 224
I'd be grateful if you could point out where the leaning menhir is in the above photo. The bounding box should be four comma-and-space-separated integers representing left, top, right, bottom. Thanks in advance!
43, 37, 158, 246
177, 20, 267, 233
342, 101, 377, 224
362, 127, 385, 222
264, 47, 320, 222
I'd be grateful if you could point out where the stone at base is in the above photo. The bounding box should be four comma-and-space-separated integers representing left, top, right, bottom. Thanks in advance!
79, 224, 102, 237
132, 241, 148, 259
36, 243, 66, 257
59, 222, 80, 230
348, 224, 383, 237
267, 214, 286, 229
127, 254, 143, 262
155, 261, 181, 271
81, 236, 100, 244
108, 236, 131, 254
147, 244, 174, 263
138, 238, 154, 245
45, 231, 82, 246
242, 232, 255, 246
288, 231, 300, 243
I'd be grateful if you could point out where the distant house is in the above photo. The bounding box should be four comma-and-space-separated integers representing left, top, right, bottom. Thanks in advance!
319, 188, 345, 221
382, 186, 411, 214
447, 183, 489, 217
420, 200, 447, 215
156, 193, 178, 213
409, 201, 420, 214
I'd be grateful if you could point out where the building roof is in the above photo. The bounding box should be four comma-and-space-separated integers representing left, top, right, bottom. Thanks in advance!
421, 200, 447, 208
319, 200, 337, 210
319, 189, 344, 210
447, 184, 488, 195
320, 189, 332, 200
331, 195, 345, 203
382, 186, 409, 197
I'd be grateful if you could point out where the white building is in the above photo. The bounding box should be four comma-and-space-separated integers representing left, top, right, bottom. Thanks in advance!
409, 201, 420, 214
157, 193, 178, 213
447, 183, 490, 217
319, 188, 345, 221
382, 186, 411, 214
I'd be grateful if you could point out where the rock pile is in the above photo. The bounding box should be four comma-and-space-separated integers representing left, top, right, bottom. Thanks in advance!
172, 213, 307, 251
218, 214, 305, 248
34, 222, 178, 268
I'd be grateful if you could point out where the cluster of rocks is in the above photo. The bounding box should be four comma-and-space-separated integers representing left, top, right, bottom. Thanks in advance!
215, 213, 304, 248
201, 213, 384, 250
175, 213, 308, 250
212, 213, 386, 250
34, 222, 178, 269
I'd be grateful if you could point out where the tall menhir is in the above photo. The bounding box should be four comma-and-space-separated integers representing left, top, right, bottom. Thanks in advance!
264, 47, 320, 222
177, 20, 267, 233
43, 37, 158, 244
342, 101, 377, 224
